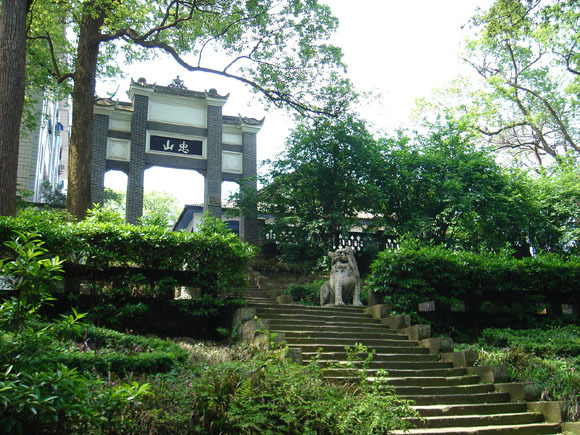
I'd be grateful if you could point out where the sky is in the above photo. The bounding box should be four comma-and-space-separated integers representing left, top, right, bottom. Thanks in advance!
97, 0, 493, 208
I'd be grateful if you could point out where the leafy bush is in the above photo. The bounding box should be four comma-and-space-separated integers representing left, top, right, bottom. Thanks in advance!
0, 364, 151, 433
284, 281, 325, 306
0, 234, 154, 432
43, 322, 188, 374
481, 326, 580, 358
367, 241, 580, 319
130, 346, 418, 434
85, 290, 245, 338
0, 232, 64, 330
462, 326, 580, 421
0, 209, 255, 295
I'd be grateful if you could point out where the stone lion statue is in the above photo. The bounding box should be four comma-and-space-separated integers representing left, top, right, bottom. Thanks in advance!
320, 247, 363, 306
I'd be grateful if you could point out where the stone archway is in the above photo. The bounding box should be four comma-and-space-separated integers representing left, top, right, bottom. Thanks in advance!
91, 78, 262, 244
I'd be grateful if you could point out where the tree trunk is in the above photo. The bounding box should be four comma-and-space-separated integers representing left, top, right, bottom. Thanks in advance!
0, 0, 29, 216
66, 9, 104, 219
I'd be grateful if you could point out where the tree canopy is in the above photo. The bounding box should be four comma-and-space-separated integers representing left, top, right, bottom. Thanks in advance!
256, 114, 379, 260
461, 0, 580, 165
0, 0, 352, 218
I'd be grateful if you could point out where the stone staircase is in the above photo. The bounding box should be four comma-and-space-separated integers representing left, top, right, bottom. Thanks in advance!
240, 283, 565, 434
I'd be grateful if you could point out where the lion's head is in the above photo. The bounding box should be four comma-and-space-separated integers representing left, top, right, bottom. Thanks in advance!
328, 247, 355, 266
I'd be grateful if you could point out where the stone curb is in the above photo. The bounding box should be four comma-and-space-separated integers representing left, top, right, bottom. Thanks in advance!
380, 314, 411, 330
441, 350, 478, 367
526, 401, 563, 423
494, 382, 541, 401
403, 324, 431, 341
419, 336, 453, 354
466, 365, 509, 383
363, 304, 392, 319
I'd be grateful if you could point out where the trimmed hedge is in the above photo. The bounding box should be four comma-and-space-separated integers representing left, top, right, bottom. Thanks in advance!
367, 243, 580, 318
480, 326, 580, 358
0, 209, 255, 295
35, 322, 188, 375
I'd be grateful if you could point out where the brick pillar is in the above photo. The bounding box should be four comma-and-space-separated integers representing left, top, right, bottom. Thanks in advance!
90, 113, 108, 205
204, 105, 222, 218
126, 94, 147, 224
239, 131, 259, 245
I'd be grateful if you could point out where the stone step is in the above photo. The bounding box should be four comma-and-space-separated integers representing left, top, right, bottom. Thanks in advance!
392, 422, 561, 434
400, 391, 511, 406
414, 403, 528, 417
325, 373, 482, 388
243, 298, 273, 303
269, 322, 397, 334
383, 375, 481, 387
291, 342, 421, 353
280, 329, 407, 340
257, 312, 378, 324
267, 319, 387, 329
378, 367, 470, 378
243, 296, 270, 301
313, 355, 441, 367
407, 412, 545, 429
255, 305, 366, 316
319, 361, 455, 376
285, 337, 414, 347
305, 348, 430, 360
393, 383, 494, 397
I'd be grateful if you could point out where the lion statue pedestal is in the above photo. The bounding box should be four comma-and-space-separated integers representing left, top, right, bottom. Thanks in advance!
320, 247, 363, 307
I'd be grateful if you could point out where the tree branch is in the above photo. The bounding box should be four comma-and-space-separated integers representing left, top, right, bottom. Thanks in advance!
506, 80, 579, 152
477, 121, 529, 136
123, 36, 335, 117
28, 33, 74, 84
197, 4, 270, 67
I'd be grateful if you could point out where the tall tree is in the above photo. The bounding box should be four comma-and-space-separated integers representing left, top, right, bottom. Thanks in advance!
27, 0, 350, 219
462, 0, 580, 166
373, 120, 539, 254
257, 114, 380, 257
0, 0, 32, 216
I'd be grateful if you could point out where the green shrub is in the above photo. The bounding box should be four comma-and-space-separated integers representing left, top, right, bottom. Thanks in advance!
481, 326, 580, 358
0, 209, 255, 296
0, 234, 154, 432
284, 281, 325, 305
367, 241, 580, 319
131, 346, 418, 434
0, 364, 151, 433
463, 326, 580, 421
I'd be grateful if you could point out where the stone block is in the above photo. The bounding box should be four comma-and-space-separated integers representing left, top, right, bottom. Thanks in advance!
276, 294, 293, 304
380, 314, 411, 330
268, 331, 287, 348
241, 318, 269, 343
286, 348, 303, 365
561, 422, 580, 433
255, 275, 269, 290
494, 382, 541, 401
441, 350, 478, 368
419, 337, 454, 355
526, 401, 563, 423
403, 324, 431, 341
418, 301, 436, 312
363, 304, 392, 320
232, 307, 256, 330
268, 287, 283, 299
467, 365, 508, 383
367, 290, 384, 307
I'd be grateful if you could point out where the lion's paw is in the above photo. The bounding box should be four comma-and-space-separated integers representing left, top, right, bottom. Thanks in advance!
335, 301, 345, 306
